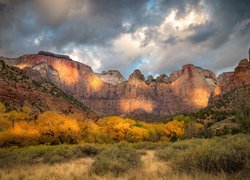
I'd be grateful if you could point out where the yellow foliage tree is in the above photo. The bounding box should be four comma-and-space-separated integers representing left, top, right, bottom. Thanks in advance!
80, 120, 109, 143
0, 102, 6, 113
165, 120, 185, 141
129, 126, 149, 142
4, 110, 29, 127
37, 111, 80, 144
97, 116, 152, 142
0, 121, 40, 146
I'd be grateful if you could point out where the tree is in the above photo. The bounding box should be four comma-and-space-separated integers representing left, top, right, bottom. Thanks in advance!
0, 121, 40, 146
184, 121, 204, 138
0, 102, 6, 113
173, 114, 191, 123
80, 120, 108, 143
165, 120, 184, 141
37, 111, 80, 144
5, 110, 29, 127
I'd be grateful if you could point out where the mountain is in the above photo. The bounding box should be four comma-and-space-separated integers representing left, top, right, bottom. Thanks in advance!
218, 59, 250, 93
190, 84, 250, 135
1, 51, 250, 119
0, 60, 98, 120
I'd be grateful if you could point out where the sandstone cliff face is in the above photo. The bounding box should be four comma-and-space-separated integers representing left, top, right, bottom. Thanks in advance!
2, 51, 250, 118
218, 59, 250, 93
0, 60, 98, 120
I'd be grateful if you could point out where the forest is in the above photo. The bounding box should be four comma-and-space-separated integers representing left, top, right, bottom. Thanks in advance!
0, 102, 207, 146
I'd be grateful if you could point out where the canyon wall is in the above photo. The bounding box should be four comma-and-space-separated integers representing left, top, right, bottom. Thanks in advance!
2, 51, 250, 118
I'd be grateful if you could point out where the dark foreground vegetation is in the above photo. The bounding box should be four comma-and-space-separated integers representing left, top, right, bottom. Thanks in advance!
0, 134, 249, 179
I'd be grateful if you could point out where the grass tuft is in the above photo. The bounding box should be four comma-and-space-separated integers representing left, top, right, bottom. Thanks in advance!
91, 145, 141, 176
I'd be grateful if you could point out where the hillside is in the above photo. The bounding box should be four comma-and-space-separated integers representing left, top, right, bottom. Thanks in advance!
0, 60, 98, 120
187, 85, 250, 135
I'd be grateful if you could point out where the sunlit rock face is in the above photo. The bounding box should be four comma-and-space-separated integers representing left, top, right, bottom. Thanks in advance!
3, 52, 93, 97
95, 70, 124, 85
2, 51, 250, 119
218, 59, 250, 94
0, 59, 98, 120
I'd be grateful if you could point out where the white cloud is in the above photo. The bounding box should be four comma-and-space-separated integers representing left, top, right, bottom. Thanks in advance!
65, 6, 213, 77
33, 36, 43, 46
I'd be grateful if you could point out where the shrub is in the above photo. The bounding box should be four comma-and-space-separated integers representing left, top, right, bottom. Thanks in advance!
77, 144, 103, 156
158, 134, 250, 173
0, 144, 103, 167
157, 139, 203, 161
48, 155, 65, 164
132, 141, 170, 150
91, 145, 141, 176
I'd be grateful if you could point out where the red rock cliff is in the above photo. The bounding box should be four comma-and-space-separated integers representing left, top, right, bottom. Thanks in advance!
2, 51, 250, 118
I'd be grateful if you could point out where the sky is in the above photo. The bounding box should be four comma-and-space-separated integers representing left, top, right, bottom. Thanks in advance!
0, 0, 249, 78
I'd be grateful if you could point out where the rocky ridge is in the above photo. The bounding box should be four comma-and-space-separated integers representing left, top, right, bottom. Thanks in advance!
0, 60, 98, 120
2, 51, 250, 119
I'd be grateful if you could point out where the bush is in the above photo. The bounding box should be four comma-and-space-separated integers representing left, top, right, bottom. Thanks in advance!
157, 134, 250, 173
91, 145, 141, 176
0, 144, 103, 167
48, 155, 65, 164
157, 139, 203, 161
77, 143, 103, 156
132, 141, 170, 150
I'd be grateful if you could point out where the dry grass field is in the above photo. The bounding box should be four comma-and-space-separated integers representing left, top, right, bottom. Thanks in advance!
1, 134, 249, 180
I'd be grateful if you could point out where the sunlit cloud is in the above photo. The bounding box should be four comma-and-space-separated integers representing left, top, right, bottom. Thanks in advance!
0, 0, 249, 77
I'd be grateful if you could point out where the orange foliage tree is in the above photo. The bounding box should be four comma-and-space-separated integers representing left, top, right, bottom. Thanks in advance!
165, 120, 185, 141
0, 101, 190, 146
37, 111, 80, 145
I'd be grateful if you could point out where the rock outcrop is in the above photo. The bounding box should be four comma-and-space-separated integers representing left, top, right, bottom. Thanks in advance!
2, 51, 250, 119
218, 59, 250, 93
0, 60, 98, 120
95, 70, 124, 85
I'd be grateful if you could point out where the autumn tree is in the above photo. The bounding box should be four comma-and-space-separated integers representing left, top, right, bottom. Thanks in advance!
97, 116, 150, 142
0, 102, 9, 131
184, 121, 204, 138
0, 121, 40, 146
165, 120, 185, 141
0, 102, 6, 113
37, 111, 80, 145
80, 120, 109, 143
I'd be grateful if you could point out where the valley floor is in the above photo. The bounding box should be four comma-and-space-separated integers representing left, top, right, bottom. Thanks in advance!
0, 150, 237, 180
0, 134, 249, 180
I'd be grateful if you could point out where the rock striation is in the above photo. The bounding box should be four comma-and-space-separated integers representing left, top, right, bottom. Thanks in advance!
2, 51, 250, 119
218, 59, 250, 93
0, 60, 98, 119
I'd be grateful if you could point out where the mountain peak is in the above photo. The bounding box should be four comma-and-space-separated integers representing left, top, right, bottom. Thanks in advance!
37, 51, 73, 61
128, 69, 145, 81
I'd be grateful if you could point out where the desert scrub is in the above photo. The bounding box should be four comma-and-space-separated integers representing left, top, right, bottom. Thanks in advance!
0, 144, 103, 167
76, 143, 103, 156
132, 141, 170, 150
157, 134, 250, 173
91, 145, 141, 176
157, 138, 204, 161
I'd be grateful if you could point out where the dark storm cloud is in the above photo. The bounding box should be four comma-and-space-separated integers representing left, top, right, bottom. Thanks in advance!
187, 23, 216, 43
0, 0, 249, 76
205, 0, 249, 49
0, 0, 156, 56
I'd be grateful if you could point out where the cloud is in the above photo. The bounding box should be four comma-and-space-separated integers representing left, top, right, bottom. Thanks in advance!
0, 0, 249, 78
